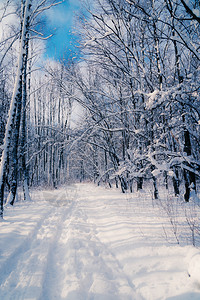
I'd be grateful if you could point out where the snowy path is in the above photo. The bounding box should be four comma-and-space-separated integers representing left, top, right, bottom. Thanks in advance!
0, 184, 200, 299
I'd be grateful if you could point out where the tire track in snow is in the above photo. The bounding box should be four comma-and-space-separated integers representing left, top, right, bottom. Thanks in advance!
0, 201, 74, 300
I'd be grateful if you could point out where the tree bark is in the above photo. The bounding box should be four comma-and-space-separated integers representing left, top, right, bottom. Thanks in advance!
0, 0, 31, 217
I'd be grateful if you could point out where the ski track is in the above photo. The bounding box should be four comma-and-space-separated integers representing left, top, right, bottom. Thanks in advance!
39, 188, 141, 300
0, 184, 200, 299
0, 201, 74, 300
0, 185, 143, 300
0, 205, 54, 285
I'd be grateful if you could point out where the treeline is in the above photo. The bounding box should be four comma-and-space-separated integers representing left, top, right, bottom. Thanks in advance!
0, 0, 74, 218
0, 0, 200, 218
66, 0, 200, 201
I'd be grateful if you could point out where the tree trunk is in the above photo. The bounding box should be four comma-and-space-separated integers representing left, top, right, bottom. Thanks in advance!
137, 177, 143, 191
8, 93, 23, 206
183, 128, 196, 201
21, 31, 31, 201
0, 0, 31, 217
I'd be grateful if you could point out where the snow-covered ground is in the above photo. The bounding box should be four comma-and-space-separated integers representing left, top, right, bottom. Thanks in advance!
0, 183, 200, 300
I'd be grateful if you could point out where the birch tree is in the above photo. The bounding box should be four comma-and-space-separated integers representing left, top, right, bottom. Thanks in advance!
0, 0, 62, 217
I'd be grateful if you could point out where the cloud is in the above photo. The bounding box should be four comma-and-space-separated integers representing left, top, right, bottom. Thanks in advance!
0, 1, 18, 42
44, 0, 81, 27
45, 7, 72, 27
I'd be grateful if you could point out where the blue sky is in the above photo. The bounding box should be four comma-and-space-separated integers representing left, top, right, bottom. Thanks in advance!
44, 0, 81, 61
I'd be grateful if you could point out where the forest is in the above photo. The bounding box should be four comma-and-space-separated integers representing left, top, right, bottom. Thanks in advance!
0, 0, 200, 219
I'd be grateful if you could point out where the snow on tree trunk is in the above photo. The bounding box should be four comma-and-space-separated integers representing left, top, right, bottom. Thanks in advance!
21, 21, 31, 202
0, 0, 31, 218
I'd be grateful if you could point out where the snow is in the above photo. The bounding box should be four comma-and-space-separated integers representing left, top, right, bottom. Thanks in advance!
188, 251, 200, 286
193, 9, 200, 18
0, 183, 200, 299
